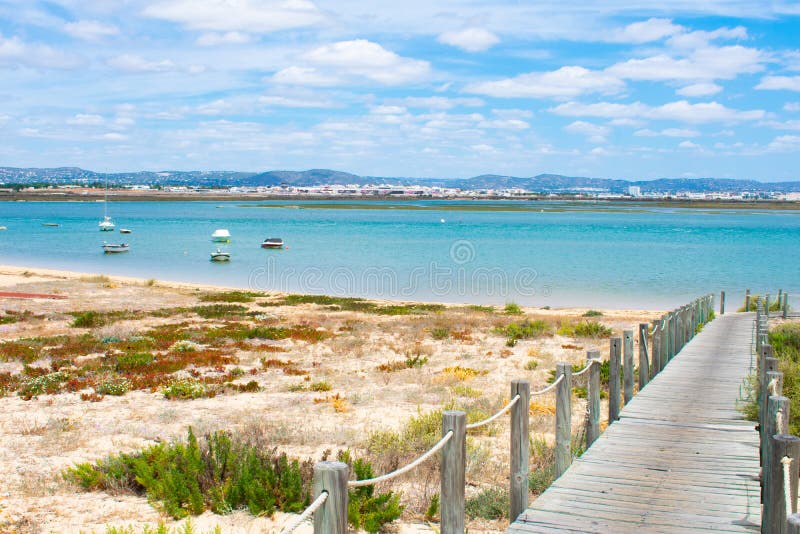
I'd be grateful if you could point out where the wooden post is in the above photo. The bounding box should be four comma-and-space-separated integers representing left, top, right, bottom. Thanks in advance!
766, 435, 800, 533
661, 317, 669, 370
586, 350, 601, 448
767, 295, 771, 318
510, 380, 530, 522
313, 461, 349, 534
441, 410, 466, 534
554, 362, 572, 479
760, 351, 777, 445
784, 294, 790, 320
746, 289, 751, 312
623, 330, 634, 404
638, 323, 650, 390
651, 321, 661, 377
720, 291, 725, 315
763, 393, 790, 531
609, 337, 621, 422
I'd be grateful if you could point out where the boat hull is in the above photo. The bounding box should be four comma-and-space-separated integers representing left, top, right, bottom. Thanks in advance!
210, 254, 230, 262
103, 245, 129, 253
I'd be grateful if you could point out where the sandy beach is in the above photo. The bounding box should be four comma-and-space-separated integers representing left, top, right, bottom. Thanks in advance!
0, 264, 662, 533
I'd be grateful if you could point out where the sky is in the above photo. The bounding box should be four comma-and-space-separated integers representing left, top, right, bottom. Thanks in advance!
1, 1, 800, 181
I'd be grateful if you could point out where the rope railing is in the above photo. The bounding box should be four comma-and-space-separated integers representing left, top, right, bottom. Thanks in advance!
283, 293, 715, 534
783, 457, 793, 519
278, 491, 329, 534
466, 395, 520, 430
348, 431, 453, 488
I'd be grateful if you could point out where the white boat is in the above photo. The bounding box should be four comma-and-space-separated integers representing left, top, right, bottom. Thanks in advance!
261, 237, 284, 249
211, 229, 231, 242
119, 228, 132, 234
102, 242, 129, 253
99, 182, 115, 231
210, 249, 230, 262
0, 226, 7, 231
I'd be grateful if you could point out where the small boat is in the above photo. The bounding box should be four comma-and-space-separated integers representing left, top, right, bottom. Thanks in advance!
261, 237, 284, 249
99, 215, 115, 231
210, 249, 230, 262
212, 229, 231, 242
102, 242, 129, 253
42, 223, 60, 227
0, 226, 6, 231
119, 228, 132, 234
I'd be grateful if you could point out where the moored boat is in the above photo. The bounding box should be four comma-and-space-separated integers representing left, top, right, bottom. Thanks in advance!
261, 237, 284, 249
212, 229, 231, 242
99, 216, 115, 231
119, 228, 132, 234
42, 223, 60, 227
210, 249, 230, 262
102, 242, 129, 253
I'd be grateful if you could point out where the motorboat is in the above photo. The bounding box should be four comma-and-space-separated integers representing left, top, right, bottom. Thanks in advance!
211, 229, 231, 242
119, 228, 132, 234
102, 242, 129, 253
42, 223, 60, 227
0, 226, 6, 231
261, 237, 284, 249
210, 249, 230, 262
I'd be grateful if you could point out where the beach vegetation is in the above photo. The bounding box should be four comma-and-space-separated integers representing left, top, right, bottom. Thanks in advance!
557, 320, 613, 338
96, 378, 132, 396
738, 296, 785, 312
198, 291, 262, 303
770, 322, 800, 434
582, 310, 603, 317
191, 304, 248, 319
494, 319, 552, 346
504, 302, 523, 315
262, 294, 445, 316
341, 452, 404, 533
424, 493, 439, 521
430, 327, 450, 340
524, 359, 539, 371
466, 305, 495, 313
163, 379, 209, 400
105, 521, 220, 534
308, 380, 332, 392
465, 487, 508, 520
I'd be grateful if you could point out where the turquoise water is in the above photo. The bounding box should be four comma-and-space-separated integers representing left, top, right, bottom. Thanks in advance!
0, 200, 798, 309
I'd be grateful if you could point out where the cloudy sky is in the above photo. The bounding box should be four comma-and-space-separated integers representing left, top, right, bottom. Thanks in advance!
1, 1, 800, 180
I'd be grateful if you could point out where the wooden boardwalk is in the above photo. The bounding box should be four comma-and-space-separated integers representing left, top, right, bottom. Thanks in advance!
509, 312, 761, 534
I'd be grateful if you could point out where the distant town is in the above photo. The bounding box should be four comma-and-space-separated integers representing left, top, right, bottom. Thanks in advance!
1, 166, 799, 201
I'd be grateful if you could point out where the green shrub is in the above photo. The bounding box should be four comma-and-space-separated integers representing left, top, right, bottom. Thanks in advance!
199, 291, 262, 303
770, 323, 800, 362
738, 296, 784, 312
465, 487, 509, 519
524, 359, 539, 371
96, 378, 132, 396
192, 304, 249, 319
558, 321, 612, 338
494, 320, 551, 347
116, 352, 155, 372
18, 371, 67, 399
71, 311, 105, 328
163, 379, 207, 400
343, 454, 403, 533
430, 327, 450, 340
424, 493, 439, 520
504, 303, 523, 315
308, 380, 332, 392
582, 310, 603, 317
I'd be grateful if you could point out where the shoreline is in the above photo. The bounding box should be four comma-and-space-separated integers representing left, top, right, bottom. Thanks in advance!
2, 191, 800, 210
0, 263, 663, 316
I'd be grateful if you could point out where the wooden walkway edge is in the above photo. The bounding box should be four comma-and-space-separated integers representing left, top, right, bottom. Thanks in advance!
509, 312, 761, 534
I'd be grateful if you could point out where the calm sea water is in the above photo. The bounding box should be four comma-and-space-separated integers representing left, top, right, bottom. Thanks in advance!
0, 200, 798, 309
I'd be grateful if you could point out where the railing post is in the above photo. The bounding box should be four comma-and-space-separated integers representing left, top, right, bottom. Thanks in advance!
669, 311, 677, 359
784, 294, 790, 320
661, 316, 669, 370
651, 321, 661, 376
586, 350, 601, 448
760, 350, 776, 443
746, 288, 751, 312
510, 380, 530, 522
720, 291, 725, 315
312, 461, 349, 534
638, 323, 650, 390
789, 514, 800, 534
767, 435, 800, 534
609, 337, 621, 422
767, 295, 771, 318
763, 393, 789, 532
441, 410, 466, 534
554, 362, 572, 479
623, 330, 634, 404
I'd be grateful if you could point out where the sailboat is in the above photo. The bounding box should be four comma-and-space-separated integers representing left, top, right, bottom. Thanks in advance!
99, 182, 115, 231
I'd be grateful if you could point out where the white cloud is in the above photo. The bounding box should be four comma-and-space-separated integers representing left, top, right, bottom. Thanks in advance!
678, 140, 700, 149
63, 20, 119, 41
143, 0, 323, 33
401, 96, 484, 110
465, 66, 625, 99
677, 82, 722, 97
67, 114, 105, 126
107, 54, 177, 73
102, 132, 128, 141
785, 102, 800, 112
196, 31, 254, 46
756, 76, 800, 91
564, 120, 610, 142
275, 40, 430, 86
761, 120, 800, 131
767, 135, 800, 152
608, 18, 683, 43
607, 45, 763, 82
551, 100, 765, 123
437, 28, 500, 52
609, 117, 645, 127
258, 95, 332, 107
0, 34, 83, 69
666, 26, 748, 50
635, 127, 700, 137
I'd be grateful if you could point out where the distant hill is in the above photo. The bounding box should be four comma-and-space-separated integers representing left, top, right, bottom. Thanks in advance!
1, 166, 799, 193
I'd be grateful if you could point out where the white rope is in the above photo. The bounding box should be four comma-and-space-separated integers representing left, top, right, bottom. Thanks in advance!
348, 431, 454, 487
777, 410, 785, 433
768, 377, 779, 396
531, 374, 564, 396
572, 359, 598, 377
278, 491, 328, 534
783, 456, 794, 518
466, 395, 520, 430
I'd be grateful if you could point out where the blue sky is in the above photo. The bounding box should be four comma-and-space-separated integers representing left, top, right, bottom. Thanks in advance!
1, 1, 800, 181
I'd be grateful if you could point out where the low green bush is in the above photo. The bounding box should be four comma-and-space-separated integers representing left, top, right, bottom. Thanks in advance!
430, 327, 450, 340
465, 487, 509, 519
557, 321, 612, 338
504, 303, 523, 315
116, 352, 155, 372
494, 320, 551, 347
96, 378, 132, 396
163, 379, 208, 400
199, 291, 262, 303
342, 452, 404, 533
582, 310, 603, 317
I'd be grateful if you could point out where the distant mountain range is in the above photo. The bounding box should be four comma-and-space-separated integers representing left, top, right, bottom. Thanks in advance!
2, 166, 799, 194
